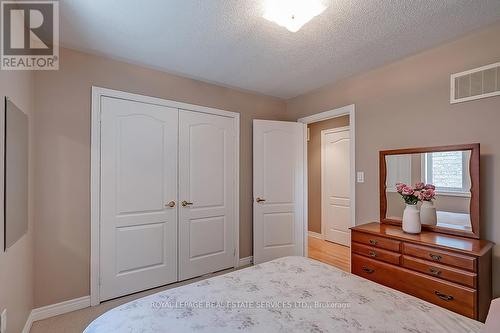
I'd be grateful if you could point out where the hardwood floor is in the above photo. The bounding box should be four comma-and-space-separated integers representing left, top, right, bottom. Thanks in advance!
308, 236, 351, 272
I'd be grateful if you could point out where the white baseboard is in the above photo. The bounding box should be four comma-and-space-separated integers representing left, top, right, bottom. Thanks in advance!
308, 231, 324, 240
21, 258, 254, 332
22, 296, 91, 333
22, 314, 34, 333
21, 259, 258, 332
239, 256, 253, 266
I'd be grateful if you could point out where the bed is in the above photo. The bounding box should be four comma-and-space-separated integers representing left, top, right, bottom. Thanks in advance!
85, 256, 483, 333
436, 211, 472, 230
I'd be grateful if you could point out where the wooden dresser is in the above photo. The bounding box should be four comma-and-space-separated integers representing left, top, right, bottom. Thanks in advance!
351, 222, 494, 322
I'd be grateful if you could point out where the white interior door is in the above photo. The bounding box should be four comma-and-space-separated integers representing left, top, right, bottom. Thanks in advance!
178, 110, 236, 280
100, 97, 178, 301
321, 127, 351, 246
253, 120, 305, 264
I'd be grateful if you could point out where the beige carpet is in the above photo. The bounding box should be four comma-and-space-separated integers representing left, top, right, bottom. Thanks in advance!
30, 267, 244, 333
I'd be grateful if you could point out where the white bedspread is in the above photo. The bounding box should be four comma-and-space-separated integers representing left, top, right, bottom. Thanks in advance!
85, 256, 482, 333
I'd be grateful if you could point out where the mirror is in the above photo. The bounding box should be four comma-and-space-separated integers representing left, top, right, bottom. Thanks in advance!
380, 144, 479, 238
4, 98, 29, 250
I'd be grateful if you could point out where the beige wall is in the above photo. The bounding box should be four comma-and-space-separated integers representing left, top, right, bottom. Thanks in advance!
33, 47, 286, 307
0, 71, 35, 333
287, 22, 500, 297
307, 116, 350, 233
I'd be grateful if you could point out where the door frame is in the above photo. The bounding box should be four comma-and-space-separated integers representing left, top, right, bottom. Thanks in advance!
297, 104, 356, 257
90, 86, 240, 306
320, 126, 351, 241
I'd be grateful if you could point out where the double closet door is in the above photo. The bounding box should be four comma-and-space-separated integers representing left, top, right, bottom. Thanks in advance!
99, 96, 236, 301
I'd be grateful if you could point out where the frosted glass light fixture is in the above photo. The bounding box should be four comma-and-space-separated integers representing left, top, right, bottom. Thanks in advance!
263, 0, 327, 32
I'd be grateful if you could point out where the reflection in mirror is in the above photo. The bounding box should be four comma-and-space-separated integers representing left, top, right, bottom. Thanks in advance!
385, 151, 472, 231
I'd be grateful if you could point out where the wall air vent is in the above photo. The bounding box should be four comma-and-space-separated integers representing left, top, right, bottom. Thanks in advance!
450, 62, 500, 104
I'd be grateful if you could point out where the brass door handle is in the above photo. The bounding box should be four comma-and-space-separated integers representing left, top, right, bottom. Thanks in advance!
368, 251, 377, 258
256, 197, 266, 203
434, 291, 454, 302
181, 201, 193, 207
369, 239, 378, 245
165, 201, 176, 208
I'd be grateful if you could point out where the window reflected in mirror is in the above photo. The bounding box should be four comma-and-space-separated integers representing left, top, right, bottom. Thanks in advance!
385, 151, 471, 231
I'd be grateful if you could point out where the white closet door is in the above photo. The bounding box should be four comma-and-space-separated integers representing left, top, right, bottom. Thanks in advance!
322, 128, 351, 246
100, 97, 178, 301
178, 110, 236, 280
253, 120, 305, 264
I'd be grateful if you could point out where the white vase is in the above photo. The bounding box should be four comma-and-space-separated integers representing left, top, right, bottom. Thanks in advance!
420, 201, 437, 226
402, 204, 421, 234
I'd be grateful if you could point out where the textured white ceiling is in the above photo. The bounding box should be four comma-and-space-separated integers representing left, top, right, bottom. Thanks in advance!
60, 0, 500, 99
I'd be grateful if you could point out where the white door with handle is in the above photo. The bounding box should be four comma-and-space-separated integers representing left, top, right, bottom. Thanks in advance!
321, 127, 351, 246
178, 110, 236, 280
100, 97, 178, 301
253, 120, 305, 264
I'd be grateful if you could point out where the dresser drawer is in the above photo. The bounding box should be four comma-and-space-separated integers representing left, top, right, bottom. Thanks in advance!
402, 255, 477, 288
351, 231, 400, 252
352, 254, 476, 318
403, 243, 476, 272
352, 242, 401, 265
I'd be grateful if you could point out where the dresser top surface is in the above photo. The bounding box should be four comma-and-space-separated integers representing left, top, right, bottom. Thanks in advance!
351, 222, 494, 256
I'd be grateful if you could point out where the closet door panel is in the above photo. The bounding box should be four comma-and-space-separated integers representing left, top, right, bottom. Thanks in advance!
178, 110, 236, 280
100, 97, 178, 301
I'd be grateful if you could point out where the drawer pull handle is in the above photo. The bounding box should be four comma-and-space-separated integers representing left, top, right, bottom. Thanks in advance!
429, 268, 442, 276
434, 291, 454, 302
362, 267, 375, 274
429, 254, 442, 261
369, 239, 378, 245
368, 251, 377, 258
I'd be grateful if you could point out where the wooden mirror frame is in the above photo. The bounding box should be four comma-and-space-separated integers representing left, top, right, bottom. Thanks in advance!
380, 143, 480, 239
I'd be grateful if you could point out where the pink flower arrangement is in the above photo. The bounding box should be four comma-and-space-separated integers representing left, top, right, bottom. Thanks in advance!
395, 182, 436, 205
401, 185, 414, 196
415, 182, 425, 190
418, 188, 436, 202
395, 183, 405, 192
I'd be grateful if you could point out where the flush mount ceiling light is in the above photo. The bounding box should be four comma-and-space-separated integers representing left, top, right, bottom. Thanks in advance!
263, 0, 327, 32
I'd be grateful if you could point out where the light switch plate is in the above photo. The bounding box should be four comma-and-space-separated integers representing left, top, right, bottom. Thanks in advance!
356, 171, 365, 183
1, 309, 6, 333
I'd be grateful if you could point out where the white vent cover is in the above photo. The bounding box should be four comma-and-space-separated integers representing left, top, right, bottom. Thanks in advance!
450, 62, 500, 104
